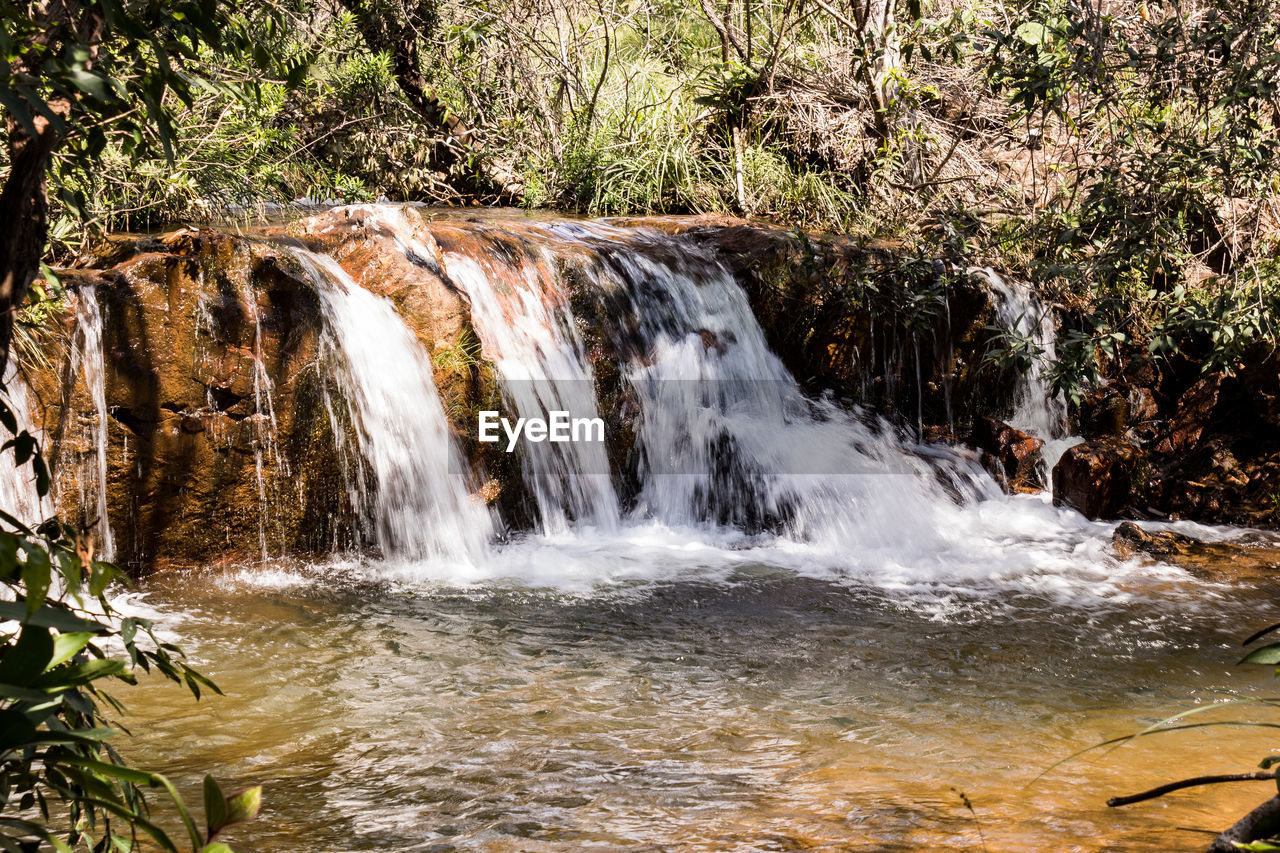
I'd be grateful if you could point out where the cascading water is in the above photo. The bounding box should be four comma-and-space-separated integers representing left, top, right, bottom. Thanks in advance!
583, 239, 998, 550
443, 251, 619, 533
340, 210, 1129, 597
290, 248, 492, 568
400, 220, 623, 534
238, 265, 288, 558
0, 366, 50, 527
981, 268, 1082, 476
70, 288, 115, 560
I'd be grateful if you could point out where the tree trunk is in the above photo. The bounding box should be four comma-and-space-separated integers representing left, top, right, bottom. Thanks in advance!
335, 0, 523, 202
0, 103, 69, 376
0, 1, 103, 374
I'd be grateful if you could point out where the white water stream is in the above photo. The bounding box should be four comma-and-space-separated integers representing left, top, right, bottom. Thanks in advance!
982, 268, 1083, 475
70, 288, 115, 559
291, 248, 493, 569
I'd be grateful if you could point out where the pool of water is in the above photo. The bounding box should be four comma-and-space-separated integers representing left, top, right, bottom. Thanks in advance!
116, 526, 1280, 852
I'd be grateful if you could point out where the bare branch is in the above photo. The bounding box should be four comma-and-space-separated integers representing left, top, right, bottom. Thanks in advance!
1108, 771, 1276, 808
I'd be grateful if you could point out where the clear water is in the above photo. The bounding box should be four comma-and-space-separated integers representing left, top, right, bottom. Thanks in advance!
120, 548, 1280, 853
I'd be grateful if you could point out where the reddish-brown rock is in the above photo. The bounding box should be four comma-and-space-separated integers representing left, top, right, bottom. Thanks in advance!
970, 416, 1044, 492
1079, 389, 1130, 439
1052, 438, 1146, 520
1154, 374, 1221, 454
1112, 521, 1280, 578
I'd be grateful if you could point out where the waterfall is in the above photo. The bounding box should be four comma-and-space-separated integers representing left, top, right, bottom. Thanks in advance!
981, 269, 1082, 476
530, 228, 1000, 559
238, 266, 288, 558
70, 288, 115, 560
345, 210, 1056, 576
368, 208, 620, 533
289, 248, 492, 566
27, 206, 1142, 593
0, 366, 50, 527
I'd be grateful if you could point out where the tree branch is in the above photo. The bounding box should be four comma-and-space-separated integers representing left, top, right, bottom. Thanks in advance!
1108, 771, 1276, 808
1209, 795, 1280, 853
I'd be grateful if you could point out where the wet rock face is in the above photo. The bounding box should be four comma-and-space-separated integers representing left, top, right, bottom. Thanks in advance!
25, 211, 523, 572
1052, 438, 1145, 520
1054, 343, 1277, 528
970, 417, 1044, 492
26, 232, 350, 570
1112, 521, 1200, 558
1079, 390, 1131, 439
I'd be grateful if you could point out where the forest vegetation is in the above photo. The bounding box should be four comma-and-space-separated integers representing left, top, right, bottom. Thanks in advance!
2, 0, 1278, 395
1, 0, 1279, 850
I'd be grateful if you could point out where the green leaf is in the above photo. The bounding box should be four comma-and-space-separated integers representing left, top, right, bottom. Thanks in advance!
0, 682, 63, 701
1241, 643, 1280, 666
200, 845, 234, 853
204, 775, 227, 836
48, 632, 94, 669
222, 785, 261, 828
60, 756, 156, 786
65, 70, 115, 102
0, 601, 110, 634
22, 547, 52, 617
1015, 22, 1050, 46
0, 708, 39, 752
0, 625, 54, 685
0, 89, 38, 139
31, 658, 125, 688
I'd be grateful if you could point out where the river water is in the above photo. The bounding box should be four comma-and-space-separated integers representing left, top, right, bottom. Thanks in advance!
10, 207, 1279, 850
118, 522, 1280, 853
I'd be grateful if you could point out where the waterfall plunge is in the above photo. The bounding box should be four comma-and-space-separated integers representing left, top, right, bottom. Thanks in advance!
291, 249, 493, 568
982, 269, 1083, 475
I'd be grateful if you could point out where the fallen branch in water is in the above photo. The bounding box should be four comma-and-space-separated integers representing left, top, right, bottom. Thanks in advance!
1208, 795, 1280, 853
1107, 771, 1276, 807
1109, 772, 1280, 852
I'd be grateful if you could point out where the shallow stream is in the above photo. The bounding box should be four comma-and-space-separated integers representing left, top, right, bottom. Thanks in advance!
119, 515, 1280, 852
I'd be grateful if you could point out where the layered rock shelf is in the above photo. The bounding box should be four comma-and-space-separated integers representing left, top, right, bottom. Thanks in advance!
10, 206, 1275, 572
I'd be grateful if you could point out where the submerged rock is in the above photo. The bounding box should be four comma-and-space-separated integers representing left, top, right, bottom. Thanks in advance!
1112, 521, 1280, 576
1112, 521, 1201, 558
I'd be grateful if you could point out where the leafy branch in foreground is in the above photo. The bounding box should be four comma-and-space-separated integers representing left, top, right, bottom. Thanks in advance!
0, 387, 259, 852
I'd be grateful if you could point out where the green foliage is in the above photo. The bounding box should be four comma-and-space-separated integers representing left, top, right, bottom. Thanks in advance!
0, 391, 260, 852
987, 0, 1280, 397
0, 0, 374, 253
